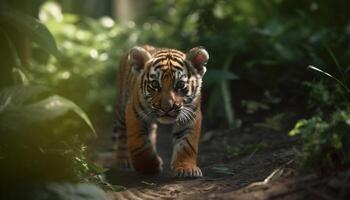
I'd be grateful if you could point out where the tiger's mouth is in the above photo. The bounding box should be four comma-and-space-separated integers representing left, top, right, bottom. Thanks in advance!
157, 114, 177, 124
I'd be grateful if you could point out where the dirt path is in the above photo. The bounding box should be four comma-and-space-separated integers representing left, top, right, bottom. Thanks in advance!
94, 124, 301, 200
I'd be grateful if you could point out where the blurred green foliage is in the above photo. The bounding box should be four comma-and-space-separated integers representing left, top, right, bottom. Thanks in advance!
1, 0, 350, 181
289, 108, 350, 173
29, 0, 350, 173
0, 1, 102, 191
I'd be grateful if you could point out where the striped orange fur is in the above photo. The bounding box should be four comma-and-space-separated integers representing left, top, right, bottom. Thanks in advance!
114, 45, 209, 177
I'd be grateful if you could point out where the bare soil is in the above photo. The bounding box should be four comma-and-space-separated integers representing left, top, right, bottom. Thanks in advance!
94, 123, 297, 199
91, 111, 350, 200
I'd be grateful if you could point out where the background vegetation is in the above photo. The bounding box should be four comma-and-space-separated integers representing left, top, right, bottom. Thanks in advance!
1, 0, 350, 196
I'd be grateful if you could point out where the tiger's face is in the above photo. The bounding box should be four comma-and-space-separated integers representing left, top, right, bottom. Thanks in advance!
129, 46, 209, 124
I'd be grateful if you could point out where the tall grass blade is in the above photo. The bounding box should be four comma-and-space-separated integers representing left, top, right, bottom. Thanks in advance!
308, 65, 350, 92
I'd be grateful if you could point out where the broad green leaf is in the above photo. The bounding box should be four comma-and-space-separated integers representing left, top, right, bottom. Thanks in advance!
204, 69, 239, 86
0, 30, 21, 67
0, 6, 61, 59
0, 86, 95, 136
0, 85, 49, 107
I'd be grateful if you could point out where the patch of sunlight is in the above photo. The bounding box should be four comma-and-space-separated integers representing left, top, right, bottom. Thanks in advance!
108, 26, 123, 37
90, 49, 99, 59
168, 8, 176, 16
60, 71, 71, 79
143, 22, 152, 30
100, 17, 115, 28
76, 30, 91, 41
62, 41, 73, 49
39, 1, 63, 23
99, 53, 108, 61
127, 21, 135, 28
128, 32, 139, 43
105, 105, 113, 113
63, 24, 76, 36
47, 64, 57, 73
45, 99, 62, 109
152, 23, 160, 31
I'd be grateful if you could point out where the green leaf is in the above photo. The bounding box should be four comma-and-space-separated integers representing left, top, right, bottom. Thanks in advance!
0, 85, 49, 107
0, 30, 22, 67
204, 69, 239, 86
0, 86, 95, 136
0, 6, 61, 59
12, 68, 30, 86
210, 166, 235, 175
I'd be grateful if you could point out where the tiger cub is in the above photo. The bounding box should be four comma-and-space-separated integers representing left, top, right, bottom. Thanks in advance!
114, 45, 209, 177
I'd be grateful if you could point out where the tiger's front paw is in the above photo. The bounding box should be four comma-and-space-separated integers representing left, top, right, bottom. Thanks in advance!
172, 164, 203, 178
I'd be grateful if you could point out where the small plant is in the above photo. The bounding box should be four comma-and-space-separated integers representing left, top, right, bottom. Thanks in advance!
289, 62, 350, 173
289, 108, 350, 173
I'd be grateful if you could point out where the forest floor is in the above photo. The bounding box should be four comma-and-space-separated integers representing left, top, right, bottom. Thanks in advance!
92, 114, 350, 200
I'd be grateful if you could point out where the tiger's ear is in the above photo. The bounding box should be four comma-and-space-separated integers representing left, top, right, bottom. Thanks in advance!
128, 46, 152, 74
186, 47, 209, 76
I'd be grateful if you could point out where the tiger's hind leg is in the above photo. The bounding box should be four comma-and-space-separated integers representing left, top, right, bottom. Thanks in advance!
114, 128, 132, 170
114, 105, 132, 170
126, 104, 163, 174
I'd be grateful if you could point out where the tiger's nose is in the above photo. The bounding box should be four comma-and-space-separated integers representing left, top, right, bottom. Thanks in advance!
161, 99, 174, 112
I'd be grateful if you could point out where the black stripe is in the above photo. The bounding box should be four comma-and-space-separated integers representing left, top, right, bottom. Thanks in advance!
142, 76, 147, 94
189, 80, 199, 101
154, 64, 165, 71
170, 51, 184, 57
185, 137, 197, 154
173, 127, 190, 140
188, 104, 197, 112
173, 66, 184, 71
171, 57, 185, 66
184, 61, 192, 74
183, 145, 192, 156
154, 49, 169, 55
130, 143, 150, 155
182, 88, 189, 94
132, 103, 143, 120
137, 99, 145, 111
171, 63, 184, 69
153, 57, 167, 66
115, 122, 126, 130
147, 85, 156, 92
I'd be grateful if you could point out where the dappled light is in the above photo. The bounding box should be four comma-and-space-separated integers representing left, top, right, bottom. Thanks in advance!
1, 0, 350, 199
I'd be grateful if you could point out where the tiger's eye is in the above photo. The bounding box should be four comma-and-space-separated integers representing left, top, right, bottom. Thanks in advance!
175, 81, 186, 90
150, 80, 160, 89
